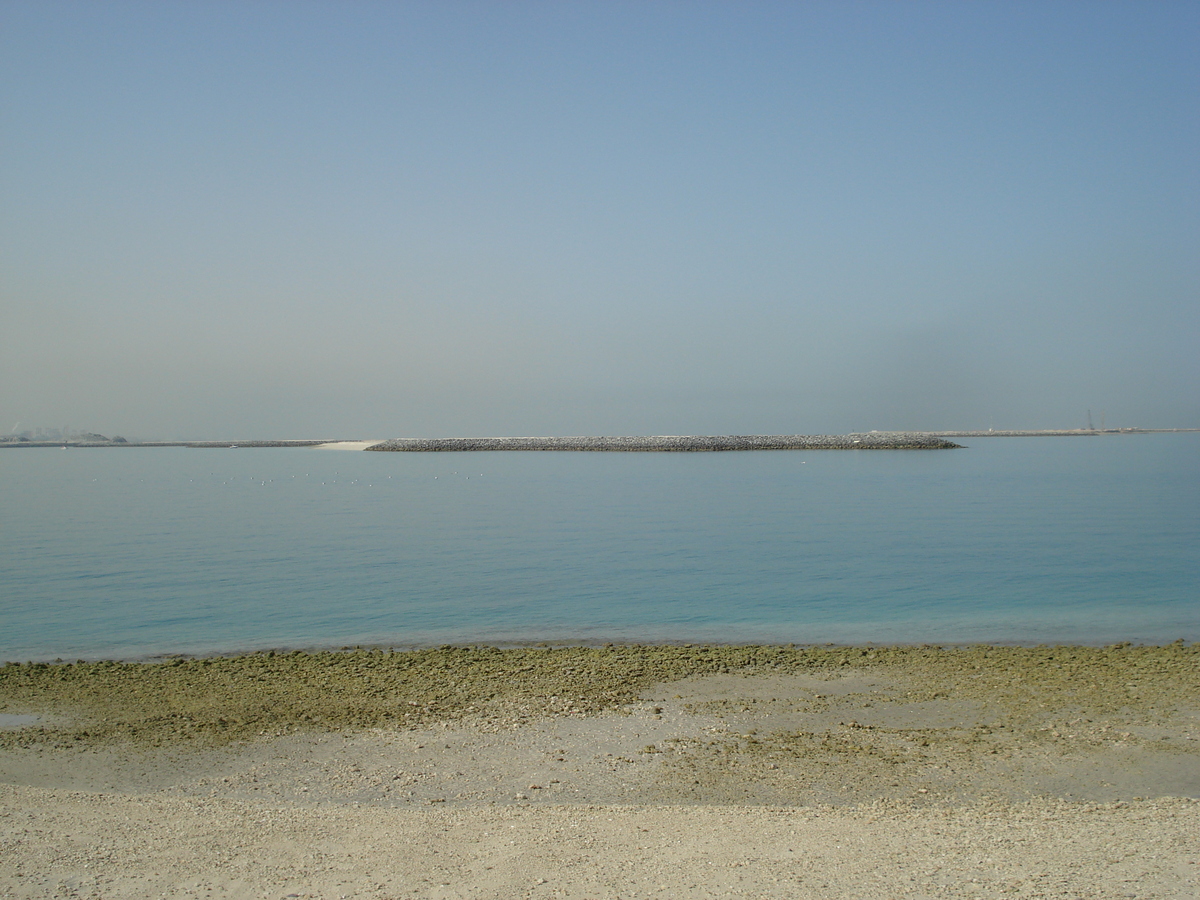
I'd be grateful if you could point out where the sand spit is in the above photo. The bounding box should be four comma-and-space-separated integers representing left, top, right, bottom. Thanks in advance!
1, 644, 1196, 898
311, 440, 385, 451
367, 433, 962, 452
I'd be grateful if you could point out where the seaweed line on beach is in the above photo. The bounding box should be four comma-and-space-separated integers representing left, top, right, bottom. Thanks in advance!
1, 643, 1194, 752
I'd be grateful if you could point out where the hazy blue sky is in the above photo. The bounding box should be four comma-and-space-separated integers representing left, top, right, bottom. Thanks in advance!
2, 1, 1197, 438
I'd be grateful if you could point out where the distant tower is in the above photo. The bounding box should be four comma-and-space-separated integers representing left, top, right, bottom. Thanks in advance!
1087, 410, 1095, 431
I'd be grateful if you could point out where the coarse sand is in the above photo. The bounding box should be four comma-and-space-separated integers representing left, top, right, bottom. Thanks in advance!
1, 644, 1197, 898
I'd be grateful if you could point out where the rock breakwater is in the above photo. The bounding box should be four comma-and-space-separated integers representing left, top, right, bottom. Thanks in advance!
365, 433, 961, 452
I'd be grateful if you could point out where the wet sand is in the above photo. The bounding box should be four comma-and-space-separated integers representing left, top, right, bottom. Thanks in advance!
2, 644, 1197, 898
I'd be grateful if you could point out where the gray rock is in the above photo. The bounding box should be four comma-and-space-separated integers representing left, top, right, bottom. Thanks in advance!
365, 434, 962, 452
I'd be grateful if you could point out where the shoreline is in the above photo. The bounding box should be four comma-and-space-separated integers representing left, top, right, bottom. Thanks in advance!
3, 643, 1196, 897
4, 429, 1196, 450
4, 634, 1195, 668
3, 642, 1194, 749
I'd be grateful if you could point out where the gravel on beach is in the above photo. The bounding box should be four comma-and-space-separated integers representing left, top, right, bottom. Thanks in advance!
1, 643, 1194, 750
2, 643, 1196, 898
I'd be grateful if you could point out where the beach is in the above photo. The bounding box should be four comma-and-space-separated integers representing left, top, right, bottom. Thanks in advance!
2, 644, 1197, 898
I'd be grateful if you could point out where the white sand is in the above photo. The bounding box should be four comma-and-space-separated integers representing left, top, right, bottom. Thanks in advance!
310, 440, 384, 451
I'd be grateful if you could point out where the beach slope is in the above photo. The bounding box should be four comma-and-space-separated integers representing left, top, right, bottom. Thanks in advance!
2, 644, 1196, 898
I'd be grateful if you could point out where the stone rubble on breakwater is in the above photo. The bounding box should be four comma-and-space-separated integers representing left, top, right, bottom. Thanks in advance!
365, 433, 962, 452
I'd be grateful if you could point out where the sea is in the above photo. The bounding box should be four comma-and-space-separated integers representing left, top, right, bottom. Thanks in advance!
1, 435, 1197, 662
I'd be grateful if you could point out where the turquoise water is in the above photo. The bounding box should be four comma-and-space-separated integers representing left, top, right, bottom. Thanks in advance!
1, 435, 1197, 660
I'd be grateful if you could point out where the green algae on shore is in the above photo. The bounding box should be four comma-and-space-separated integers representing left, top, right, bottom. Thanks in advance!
0, 643, 1195, 750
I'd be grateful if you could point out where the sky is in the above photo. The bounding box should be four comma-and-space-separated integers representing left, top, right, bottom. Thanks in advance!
2, 1, 1197, 439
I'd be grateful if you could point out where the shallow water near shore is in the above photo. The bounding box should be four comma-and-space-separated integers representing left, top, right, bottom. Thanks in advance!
1, 434, 1196, 660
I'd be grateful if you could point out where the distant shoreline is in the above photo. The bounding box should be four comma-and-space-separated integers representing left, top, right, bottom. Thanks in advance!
0, 439, 337, 449
366, 433, 963, 451
923, 428, 1198, 436
1, 429, 1195, 449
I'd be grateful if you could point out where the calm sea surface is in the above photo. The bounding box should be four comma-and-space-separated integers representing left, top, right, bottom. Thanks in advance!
1, 435, 1197, 661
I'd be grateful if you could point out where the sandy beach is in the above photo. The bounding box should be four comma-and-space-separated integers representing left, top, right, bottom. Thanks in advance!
2, 644, 1197, 898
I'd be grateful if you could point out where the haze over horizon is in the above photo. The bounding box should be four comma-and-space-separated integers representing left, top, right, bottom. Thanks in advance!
3, 2, 1197, 441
